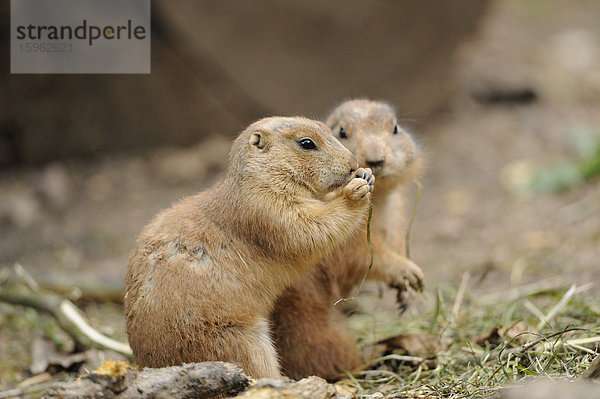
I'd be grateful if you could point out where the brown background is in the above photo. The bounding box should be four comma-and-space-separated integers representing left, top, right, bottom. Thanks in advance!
0, 0, 488, 166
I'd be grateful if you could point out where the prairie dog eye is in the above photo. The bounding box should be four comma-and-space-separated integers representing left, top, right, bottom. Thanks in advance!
298, 138, 317, 150
393, 125, 399, 135
339, 127, 347, 139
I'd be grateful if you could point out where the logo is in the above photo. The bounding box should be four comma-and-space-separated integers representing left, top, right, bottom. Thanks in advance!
11, 0, 151, 74
15, 19, 147, 47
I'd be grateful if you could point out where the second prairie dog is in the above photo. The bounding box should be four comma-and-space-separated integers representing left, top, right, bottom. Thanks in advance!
324, 99, 425, 296
271, 100, 425, 380
124, 117, 375, 378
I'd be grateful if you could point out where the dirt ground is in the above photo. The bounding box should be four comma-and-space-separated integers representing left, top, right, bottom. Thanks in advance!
1, 0, 599, 393
415, 0, 600, 290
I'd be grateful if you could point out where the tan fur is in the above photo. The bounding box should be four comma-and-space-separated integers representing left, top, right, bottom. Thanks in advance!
271, 100, 425, 380
124, 116, 375, 378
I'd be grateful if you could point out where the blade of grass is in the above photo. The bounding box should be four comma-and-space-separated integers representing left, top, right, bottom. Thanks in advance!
405, 181, 422, 259
334, 202, 373, 306
536, 284, 576, 330
453, 272, 470, 320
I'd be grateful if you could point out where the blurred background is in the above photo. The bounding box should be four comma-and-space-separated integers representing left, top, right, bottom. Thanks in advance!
1, 0, 599, 389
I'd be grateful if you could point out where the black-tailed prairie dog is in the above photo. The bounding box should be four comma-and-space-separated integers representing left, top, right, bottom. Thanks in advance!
124, 116, 375, 378
271, 100, 424, 380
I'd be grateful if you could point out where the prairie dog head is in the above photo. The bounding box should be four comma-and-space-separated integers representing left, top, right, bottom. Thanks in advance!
326, 99, 422, 185
228, 117, 359, 198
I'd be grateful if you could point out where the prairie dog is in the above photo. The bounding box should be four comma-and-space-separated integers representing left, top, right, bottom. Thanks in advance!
125, 117, 375, 378
325, 99, 424, 295
272, 100, 424, 380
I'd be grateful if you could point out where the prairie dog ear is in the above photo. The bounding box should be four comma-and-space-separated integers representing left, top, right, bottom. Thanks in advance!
249, 132, 267, 151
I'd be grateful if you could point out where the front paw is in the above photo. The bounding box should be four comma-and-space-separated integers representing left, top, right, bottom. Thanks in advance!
343, 168, 375, 201
389, 259, 424, 307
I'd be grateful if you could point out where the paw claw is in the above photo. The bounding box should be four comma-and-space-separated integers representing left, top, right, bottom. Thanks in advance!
389, 260, 424, 309
344, 168, 375, 201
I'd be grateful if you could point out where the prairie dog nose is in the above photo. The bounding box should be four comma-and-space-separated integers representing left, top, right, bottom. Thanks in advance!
366, 159, 385, 170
